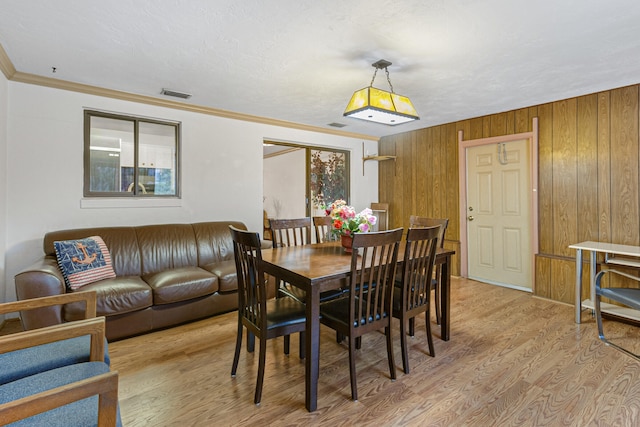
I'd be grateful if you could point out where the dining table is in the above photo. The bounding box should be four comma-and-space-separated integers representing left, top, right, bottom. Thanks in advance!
259, 241, 455, 412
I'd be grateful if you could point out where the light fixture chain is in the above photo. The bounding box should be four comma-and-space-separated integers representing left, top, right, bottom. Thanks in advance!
385, 67, 395, 93
370, 68, 379, 87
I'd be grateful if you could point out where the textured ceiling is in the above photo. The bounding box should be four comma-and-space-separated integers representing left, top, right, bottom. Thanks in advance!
2, 0, 640, 138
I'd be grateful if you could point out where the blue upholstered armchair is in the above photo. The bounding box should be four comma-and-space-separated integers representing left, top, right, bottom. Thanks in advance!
0, 292, 122, 426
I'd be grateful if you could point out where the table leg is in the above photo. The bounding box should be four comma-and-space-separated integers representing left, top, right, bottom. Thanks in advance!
575, 248, 583, 323
305, 285, 320, 412
441, 254, 451, 341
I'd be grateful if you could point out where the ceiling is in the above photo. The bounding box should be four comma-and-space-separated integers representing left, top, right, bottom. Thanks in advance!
2, 0, 640, 139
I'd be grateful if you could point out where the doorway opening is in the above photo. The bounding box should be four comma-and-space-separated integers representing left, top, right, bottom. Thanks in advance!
263, 140, 350, 224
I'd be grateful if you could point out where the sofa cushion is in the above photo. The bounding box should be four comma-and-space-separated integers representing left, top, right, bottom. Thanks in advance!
136, 224, 199, 275
193, 221, 246, 266
64, 277, 153, 320
202, 260, 238, 293
143, 267, 218, 305
0, 335, 110, 385
53, 236, 116, 290
0, 362, 122, 426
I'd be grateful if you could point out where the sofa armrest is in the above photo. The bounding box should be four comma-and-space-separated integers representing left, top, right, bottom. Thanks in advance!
14, 258, 69, 330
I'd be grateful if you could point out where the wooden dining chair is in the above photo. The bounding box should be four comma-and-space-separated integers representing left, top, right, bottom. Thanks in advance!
271, 217, 344, 305
319, 228, 403, 401
269, 217, 313, 247
408, 215, 449, 327
393, 226, 440, 373
312, 215, 338, 243
229, 226, 306, 405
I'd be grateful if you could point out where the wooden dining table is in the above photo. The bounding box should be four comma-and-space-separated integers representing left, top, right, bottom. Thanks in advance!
259, 241, 455, 412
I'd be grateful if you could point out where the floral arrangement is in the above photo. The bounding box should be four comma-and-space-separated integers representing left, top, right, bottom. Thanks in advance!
324, 199, 377, 237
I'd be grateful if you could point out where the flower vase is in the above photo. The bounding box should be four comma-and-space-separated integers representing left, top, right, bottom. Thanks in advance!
341, 235, 353, 253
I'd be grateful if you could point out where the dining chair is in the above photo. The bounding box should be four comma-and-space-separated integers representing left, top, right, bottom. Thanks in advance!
312, 215, 338, 243
393, 226, 440, 373
269, 217, 313, 247
319, 228, 403, 401
594, 268, 640, 361
229, 225, 306, 405
408, 215, 449, 327
271, 217, 344, 305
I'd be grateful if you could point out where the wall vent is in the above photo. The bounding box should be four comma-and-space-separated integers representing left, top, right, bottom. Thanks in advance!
328, 122, 347, 128
161, 88, 192, 99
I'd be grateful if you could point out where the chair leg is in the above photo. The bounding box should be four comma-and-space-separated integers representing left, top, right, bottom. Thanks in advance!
409, 317, 415, 337
255, 336, 267, 405
400, 317, 410, 374
348, 335, 358, 401
247, 331, 255, 353
284, 335, 290, 355
595, 292, 606, 341
299, 331, 306, 359
231, 318, 243, 377
425, 309, 435, 357
385, 325, 396, 381
434, 269, 442, 325
336, 331, 344, 343
355, 336, 362, 349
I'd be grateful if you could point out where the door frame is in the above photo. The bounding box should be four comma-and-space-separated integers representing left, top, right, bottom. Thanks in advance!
457, 117, 539, 291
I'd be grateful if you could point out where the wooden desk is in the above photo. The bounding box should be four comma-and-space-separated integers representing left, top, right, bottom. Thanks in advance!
260, 242, 455, 412
569, 241, 640, 323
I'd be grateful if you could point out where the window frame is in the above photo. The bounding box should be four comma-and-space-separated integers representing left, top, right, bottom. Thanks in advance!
83, 110, 181, 198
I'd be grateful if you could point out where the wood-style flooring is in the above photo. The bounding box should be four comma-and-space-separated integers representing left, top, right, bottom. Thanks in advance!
109, 277, 640, 426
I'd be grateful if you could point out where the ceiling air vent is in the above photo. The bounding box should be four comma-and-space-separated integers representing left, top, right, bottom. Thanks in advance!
328, 122, 347, 128
161, 88, 192, 99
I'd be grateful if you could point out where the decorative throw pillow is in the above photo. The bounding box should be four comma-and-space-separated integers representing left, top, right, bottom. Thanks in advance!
53, 236, 116, 290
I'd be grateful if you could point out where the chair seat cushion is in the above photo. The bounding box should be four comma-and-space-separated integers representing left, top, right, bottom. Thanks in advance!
599, 287, 640, 311
0, 362, 122, 426
320, 297, 387, 327
265, 297, 306, 329
143, 267, 218, 304
0, 335, 110, 385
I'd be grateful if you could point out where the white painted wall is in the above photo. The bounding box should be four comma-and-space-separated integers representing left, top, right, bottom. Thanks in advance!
0, 71, 7, 305
3, 81, 380, 302
263, 148, 306, 220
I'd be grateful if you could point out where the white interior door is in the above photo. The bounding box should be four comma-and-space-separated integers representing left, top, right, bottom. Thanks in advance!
466, 139, 532, 290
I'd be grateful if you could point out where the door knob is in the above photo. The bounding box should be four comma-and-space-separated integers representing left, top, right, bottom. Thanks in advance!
467, 215, 474, 221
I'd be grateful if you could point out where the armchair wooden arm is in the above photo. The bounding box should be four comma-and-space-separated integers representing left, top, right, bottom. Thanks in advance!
0, 290, 97, 318
0, 316, 106, 362
0, 371, 119, 427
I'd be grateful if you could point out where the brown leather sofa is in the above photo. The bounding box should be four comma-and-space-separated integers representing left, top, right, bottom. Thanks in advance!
14, 221, 247, 341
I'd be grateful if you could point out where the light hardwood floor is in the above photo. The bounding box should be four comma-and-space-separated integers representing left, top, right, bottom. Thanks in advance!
109, 278, 640, 426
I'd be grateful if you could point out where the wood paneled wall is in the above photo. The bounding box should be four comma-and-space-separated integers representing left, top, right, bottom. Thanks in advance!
378, 84, 640, 304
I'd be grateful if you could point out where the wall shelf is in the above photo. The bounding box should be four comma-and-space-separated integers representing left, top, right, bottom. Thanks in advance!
362, 142, 396, 175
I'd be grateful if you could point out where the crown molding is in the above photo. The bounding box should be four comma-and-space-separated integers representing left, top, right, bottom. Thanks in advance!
0, 44, 16, 79
0, 44, 378, 141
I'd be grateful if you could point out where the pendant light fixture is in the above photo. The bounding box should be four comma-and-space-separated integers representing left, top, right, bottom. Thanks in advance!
343, 59, 419, 126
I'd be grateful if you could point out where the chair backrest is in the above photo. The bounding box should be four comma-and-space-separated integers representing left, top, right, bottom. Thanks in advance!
409, 216, 449, 248
400, 226, 440, 313
370, 202, 389, 231
230, 226, 266, 329
349, 228, 403, 333
312, 216, 337, 243
269, 218, 312, 247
